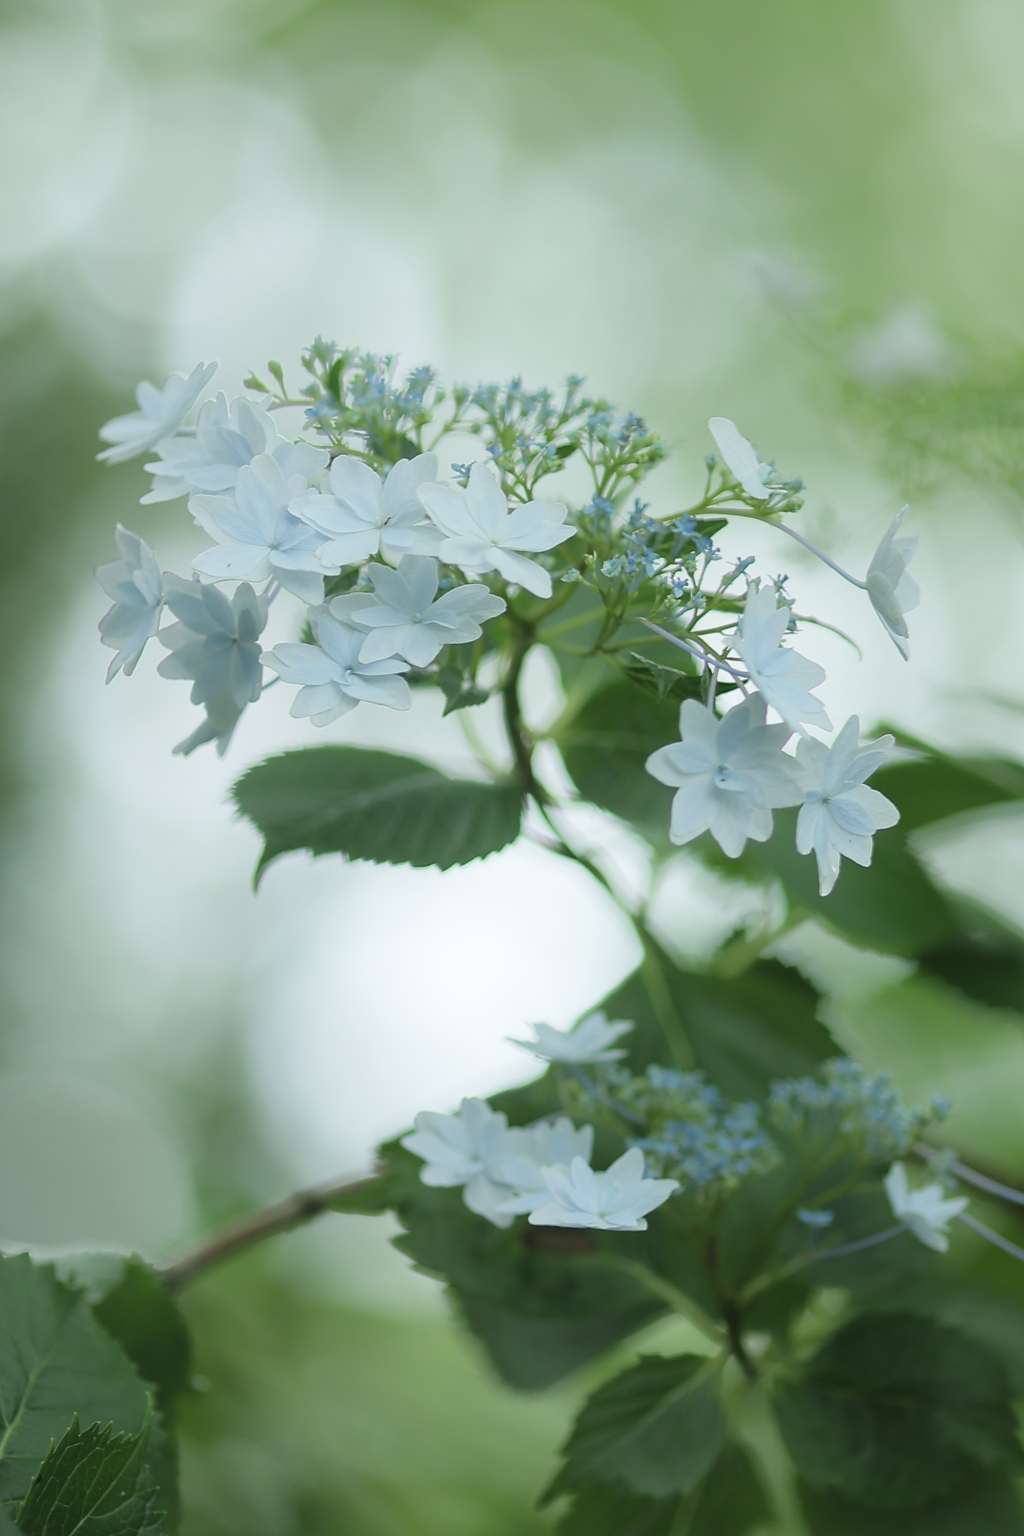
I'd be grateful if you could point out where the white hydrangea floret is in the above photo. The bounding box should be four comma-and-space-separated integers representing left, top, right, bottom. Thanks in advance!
645, 694, 801, 857
261, 598, 410, 726
400, 1098, 517, 1228
884, 1161, 967, 1253
510, 1013, 634, 1065
734, 585, 830, 734
708, 417, 770, 500
190, 453, 335, 605
493, 1119, 596, 1217
529, 1148, 679, 1232
291, 453, 442, 567
417, 461, 575, 599
351, 555, 506, 666
157, 577, 267, 756
866, 508, 919, 660
143, 394, 327, 503
97, 362, 216, 464
793, 716, 899, 895
96, 526, 164, 682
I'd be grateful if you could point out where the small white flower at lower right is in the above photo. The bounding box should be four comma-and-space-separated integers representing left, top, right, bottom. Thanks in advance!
528, 1147, 679, 1232
793, 717, 899, 895
884, 1161, 967, 1252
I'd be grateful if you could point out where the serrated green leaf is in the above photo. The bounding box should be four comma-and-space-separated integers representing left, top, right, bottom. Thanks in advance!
0, 1255, 150, 1513
546, 1354, 723, 1501
436, 666, 490, 715
917, 896, 1024, 1012
17, 1412, 163, 1536
555, 1438, 769, 1535
232, 747, 523, 879
91, 1262, 188, 1532
873, 732, 1024, 833
92, 1263, 190, 1413
800, 1468, 1024, 1535
775, 1313, 1023, 1508
556, 680, 678, 837
599, 944, 835, 1099
621, 654, 704, 704
556, 1485, 677, 1536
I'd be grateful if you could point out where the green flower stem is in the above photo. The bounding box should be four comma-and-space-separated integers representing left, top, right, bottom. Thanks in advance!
723, 507, 869, 590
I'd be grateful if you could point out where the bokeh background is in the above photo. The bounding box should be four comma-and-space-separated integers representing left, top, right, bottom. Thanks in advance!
6, 1, 1024, 1530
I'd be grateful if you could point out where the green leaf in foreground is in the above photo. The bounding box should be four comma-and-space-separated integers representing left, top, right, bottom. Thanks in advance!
776, 1313, 1023, 1508
556, 680, 679, 838
555, 1439, 767, 1535
546, 1354, 723, 1501
0, 1254, 150, 1512
232, 746, 524, 880
17, 1414, 163, 1536
800, 1468, 1024, 1535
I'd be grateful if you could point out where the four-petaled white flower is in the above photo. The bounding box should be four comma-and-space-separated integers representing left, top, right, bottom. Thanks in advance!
510, 1013, 634, 1065
645, 694, 801, 857
98, 362, 217, 464
143, 394, 327, 503
493, 1119, 596, 1217
708, 417, 770, 500
157, 577, 267, 756
96, 526, 164, 682
734, 584, 830, 734
529, 1148, 679, 1232
291, 453, 442, 567
400, 1098, 516, 1227
261, 598, 410, 726
793, 716, 899, 896
866, 508, 919, 660
417, 462, 575, 599
351, 556, 506, 666
884, 1162, 967, 1253
190, 453, 334, 605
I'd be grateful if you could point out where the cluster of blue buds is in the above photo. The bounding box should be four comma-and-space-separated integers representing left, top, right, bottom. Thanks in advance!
768, 1058, 950, 1161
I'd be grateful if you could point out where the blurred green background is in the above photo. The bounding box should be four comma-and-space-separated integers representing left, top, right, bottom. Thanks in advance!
6, 1, 1024, 1530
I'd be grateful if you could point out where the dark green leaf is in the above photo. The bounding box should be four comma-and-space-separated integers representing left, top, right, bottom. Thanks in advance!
917, 897, 1024, 1012
556, 681, 679, 837
0, 1255, 149, 1512
621, 654, 704, 704
232, 747, 523, 880
776, 1313, 1023, 1507
873, 733, 1024, 833
92, 1262, 190, 1412
18, 1413, 163, 1536
555, 1441, 768, 1536
801, 1468, 1024, 1535
546, 1354, 723, 1500
599, 945, 836, 1099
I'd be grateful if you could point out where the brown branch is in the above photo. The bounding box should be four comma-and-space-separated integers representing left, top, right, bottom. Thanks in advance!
160, 1173, 379, 1294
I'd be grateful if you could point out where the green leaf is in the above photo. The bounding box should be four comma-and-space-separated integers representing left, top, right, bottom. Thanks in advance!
232, 747, 524, 880
546, 1354, 724, 1501
775, 1313, 1023, 1508
917, 897, 1024, 1012
556, 681, 679, 838
92, 1263, 190, 1413
17, 1413, 163, 1536
555, 1442, 768, 1536
800, 1468, 1024, 1535
873, 733, 1024, 833
621, 654, 704, 704
599, 945, 836, 1099
0, 1254, 150, 1513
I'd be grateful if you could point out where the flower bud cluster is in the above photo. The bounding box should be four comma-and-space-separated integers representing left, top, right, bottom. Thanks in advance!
768, 1058, 950, 1161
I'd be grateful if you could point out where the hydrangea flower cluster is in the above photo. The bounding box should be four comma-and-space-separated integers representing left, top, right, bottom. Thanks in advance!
768, 1057, 950, 1160
96, 348, 912, 889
